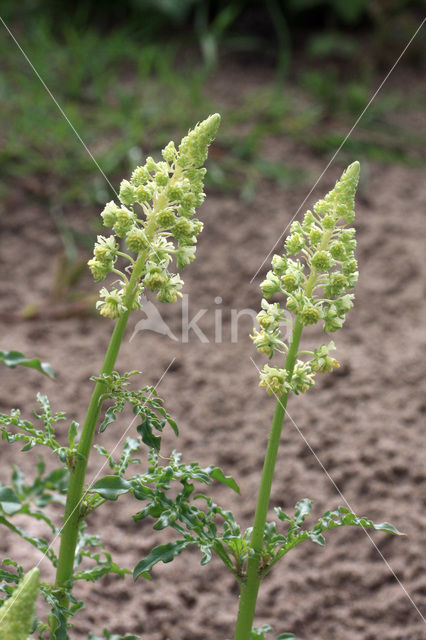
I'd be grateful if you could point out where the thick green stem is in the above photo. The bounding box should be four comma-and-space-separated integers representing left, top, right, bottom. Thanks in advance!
54, 249, 149, 603
233, 319, 303, 640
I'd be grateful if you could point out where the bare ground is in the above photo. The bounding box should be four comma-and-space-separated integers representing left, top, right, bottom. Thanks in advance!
0, 71, 425, 640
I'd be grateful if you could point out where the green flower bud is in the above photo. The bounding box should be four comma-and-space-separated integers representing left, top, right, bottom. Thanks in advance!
157, 275, 183, 303
259, 364, 290, 396
144, 270, 169, 291
251, 328, 284, 358
96, 288, 126, 319
271, 254, 287, 275
286, 290, 306, 315
311, 250, 332, 272
145, 156, 157, 172
157, 288, 178, 304
178, 113, 221, 169
322, 215, 335, 230
0, 568, 39, 640
313, 199, 329, 216
342, 258, 358, 275
321, 162, 360, 223
281, 272, 298, 292
290, 221, 303, 234
177, 205, 196, 218
119, 179, 137, 205
257, 311, 274, 330
309, 229, 323, 246
323, 304, 345, 332
325, 272, 347, 297
181, 192, 196, 209
157, 209, 176, 228
136, 183, 154, 203
300, 304, 321, 326
310, 343, 340, 373
155, 169, 169, 187
345, 270, 359, 288
166, 183, 184, 201
101, 201, 120, 227
330, 241, 345, 260
302, 210, 315, 229
162, 141, 177, 164
260, 271, 281, 298
125, 227, 149, 253
285, 233, 305, 255
340, 228, 356, 243
93, 235, 118, 262
335, 294, 354, 313
191, 219, 203, 235
131, 166, 149, 186
292, 361, 315, 394
257, 300, 284, 330
113, 208, 135, 238
176, 245, 196, 269
192, 191, 206, 207
172, 218, 193, 240
88, 258, 111, 281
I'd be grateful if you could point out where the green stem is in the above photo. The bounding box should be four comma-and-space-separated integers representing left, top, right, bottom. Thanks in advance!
233, 319, 303, 640
233, 232, 331, 639
54, 248, 149, 603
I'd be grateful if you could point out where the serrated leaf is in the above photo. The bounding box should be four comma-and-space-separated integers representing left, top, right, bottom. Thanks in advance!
0, 484, 21, 515
0, 350, 55, 379
206, 467, 240, 494
133, 540, 189, 579
89, 476, 131, 501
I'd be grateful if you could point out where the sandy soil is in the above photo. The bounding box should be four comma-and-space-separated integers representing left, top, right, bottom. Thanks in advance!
0, 71, 425, 640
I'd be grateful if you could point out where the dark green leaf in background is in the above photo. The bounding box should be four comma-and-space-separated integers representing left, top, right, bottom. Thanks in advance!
0, 350, 55, 379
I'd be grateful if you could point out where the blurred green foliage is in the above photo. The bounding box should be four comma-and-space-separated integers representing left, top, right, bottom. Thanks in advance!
0, 0, 424, 215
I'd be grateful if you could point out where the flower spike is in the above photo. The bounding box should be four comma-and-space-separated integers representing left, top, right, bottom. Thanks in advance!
252, 162, 360, 395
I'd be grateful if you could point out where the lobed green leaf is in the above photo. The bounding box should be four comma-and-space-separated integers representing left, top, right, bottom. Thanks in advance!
133, 540, 189, 580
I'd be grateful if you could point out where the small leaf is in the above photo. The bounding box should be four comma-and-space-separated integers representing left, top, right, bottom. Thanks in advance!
67, 421, 79, 447
133, 540, 189, 579
90, 476, 131, 501
206, 467, 240, 494
294, 498, 312, 526
0, 350, 55, 379
99, 405, 119, 433
274, 506, 291, 522
136, 418, 161, 451
0, 484, 21, 515
166, 415, 179, 436
276, 635, 297, 640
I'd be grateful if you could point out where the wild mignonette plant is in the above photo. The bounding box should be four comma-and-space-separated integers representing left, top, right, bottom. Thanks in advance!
0, 116, 401, 640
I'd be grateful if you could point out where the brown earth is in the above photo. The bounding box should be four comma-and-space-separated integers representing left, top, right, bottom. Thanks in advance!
0, 68, 425, 640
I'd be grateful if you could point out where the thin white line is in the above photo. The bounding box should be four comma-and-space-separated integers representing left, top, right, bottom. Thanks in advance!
250, 356, 426, 624
0, 358, 176, 625
250, 16, 426, 284
0, 16, 118, 198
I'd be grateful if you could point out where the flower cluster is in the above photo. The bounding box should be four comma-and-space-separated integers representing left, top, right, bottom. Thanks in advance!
253, 162, 360, 396
89, 114, 221, 318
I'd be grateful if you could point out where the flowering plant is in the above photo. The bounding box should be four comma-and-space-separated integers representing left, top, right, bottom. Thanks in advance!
0, 118, 401, 640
